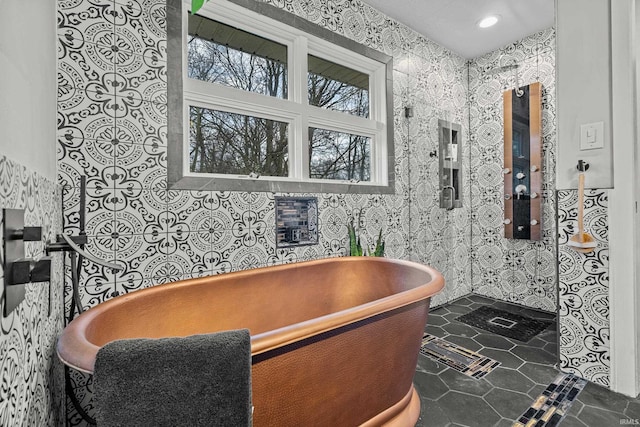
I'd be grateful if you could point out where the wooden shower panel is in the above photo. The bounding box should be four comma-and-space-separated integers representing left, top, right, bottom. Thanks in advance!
529, 82, 543, 241
503, 90, 514, 239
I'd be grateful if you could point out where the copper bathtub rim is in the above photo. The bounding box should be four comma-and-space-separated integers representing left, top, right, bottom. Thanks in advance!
57, 257, 444, 374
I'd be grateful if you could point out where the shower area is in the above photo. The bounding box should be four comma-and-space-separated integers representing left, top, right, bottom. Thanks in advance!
397, 28, 557, 313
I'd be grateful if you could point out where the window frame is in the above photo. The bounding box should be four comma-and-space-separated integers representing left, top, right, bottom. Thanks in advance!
168, 0, 395, 193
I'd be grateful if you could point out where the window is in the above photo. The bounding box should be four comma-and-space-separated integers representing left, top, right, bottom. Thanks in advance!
187, 17, 288, 99
168, 0, 394, 193
307, 55, 369, 118
309, 128, 370, 181
189, 107, 289, 176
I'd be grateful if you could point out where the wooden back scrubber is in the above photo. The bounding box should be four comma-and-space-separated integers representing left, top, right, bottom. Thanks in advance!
567, 161, 596, 253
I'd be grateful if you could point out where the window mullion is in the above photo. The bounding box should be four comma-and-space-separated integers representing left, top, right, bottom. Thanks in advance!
371, 67, 388, 183
291, 35, 308, 180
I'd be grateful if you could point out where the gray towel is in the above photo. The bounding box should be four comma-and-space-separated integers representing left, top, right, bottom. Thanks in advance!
94, 329, 252, 427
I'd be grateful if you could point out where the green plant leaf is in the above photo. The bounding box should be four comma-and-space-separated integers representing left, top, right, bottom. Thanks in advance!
191, 0, 206, 13
373, 229, 385, 257
355, 236, 363, 256
348, 220, 358, 256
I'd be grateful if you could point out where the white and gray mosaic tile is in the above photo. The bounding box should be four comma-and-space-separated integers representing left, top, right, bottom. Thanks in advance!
557, 189, 610, 387
468, 28, 557, 313
0, 156, 64, 426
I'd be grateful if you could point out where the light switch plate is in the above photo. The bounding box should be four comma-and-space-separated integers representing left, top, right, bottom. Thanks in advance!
580, 122, 604, 150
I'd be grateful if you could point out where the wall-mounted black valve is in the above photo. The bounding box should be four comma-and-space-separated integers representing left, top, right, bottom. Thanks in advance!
9, 226, 42, 242
9, 257, 51, 285
2, 209, 51, 316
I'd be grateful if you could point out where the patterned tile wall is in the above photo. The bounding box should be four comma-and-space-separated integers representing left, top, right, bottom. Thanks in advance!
56, 0, 470, 423
400, 41, 472, 307
468, 29, 558, 312
557, 189, 610, 386
0, 156, 64, 426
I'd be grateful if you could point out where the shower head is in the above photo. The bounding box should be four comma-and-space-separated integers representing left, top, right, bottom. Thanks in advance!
484, 59, 524, 97
484, 63, 518, 75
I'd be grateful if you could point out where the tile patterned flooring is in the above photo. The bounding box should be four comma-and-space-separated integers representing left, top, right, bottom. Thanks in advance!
414, 294, 640, 427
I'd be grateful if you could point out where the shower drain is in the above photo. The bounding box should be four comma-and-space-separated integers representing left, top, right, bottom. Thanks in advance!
487, 316, 517, 329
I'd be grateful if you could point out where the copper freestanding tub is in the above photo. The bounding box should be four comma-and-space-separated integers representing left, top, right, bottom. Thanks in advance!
58, 257, 444, 426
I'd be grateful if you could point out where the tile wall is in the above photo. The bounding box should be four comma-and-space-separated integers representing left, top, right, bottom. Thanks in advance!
468, 29, 558, 312
0, 156, 64, 426
558, 189, 610, 386
394, 15, 471, 306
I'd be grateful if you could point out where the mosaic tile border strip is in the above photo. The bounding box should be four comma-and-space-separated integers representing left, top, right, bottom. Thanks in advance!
456, 305, 552, 342
275, 196, 318, 248
420, 334, 500, 379
514, 372, 587, 427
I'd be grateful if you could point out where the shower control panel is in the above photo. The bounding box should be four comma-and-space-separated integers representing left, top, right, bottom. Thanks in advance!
2, 209, 51, 316
503, 82, 543, 240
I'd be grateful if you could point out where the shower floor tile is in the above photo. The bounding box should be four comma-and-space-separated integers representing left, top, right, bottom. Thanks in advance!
414, 294, 640, 427
455, 305, 552, 342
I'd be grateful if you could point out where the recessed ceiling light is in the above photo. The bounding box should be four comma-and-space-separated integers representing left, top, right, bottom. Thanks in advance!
478, 15, 500, 28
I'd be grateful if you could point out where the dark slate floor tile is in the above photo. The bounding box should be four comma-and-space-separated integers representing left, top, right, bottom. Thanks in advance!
446, 304, 474, 315
416, 398, 451, 427
441, 322, 481, 338
437, 368, 494, 397
491, 301, 554, 321
565, 396, 585, 415
517, 362, 560, 385
625, 400, 640, 419
559, 415, 589, 427
451, 296, 475, 307
538, 320, 558, 342
413, 371, 450, 401
468, 301, 493, 311
443, 311, 464, 322
577, 382, 631, 414
485, 367, 535, 394
444, 335, 483, 352
437, 391, 501, 427
575, 405, 627, 426
494, 418, 517, 427
432, 306, 451, 316
511, 344, 556, 364
416, 354, 449, 375
425, 324, 448, 338
484, 388, 533, 420
426, 314, 449, 327
526, 337, 546, 348
465, 294, 497, 305
543, 342, 558, 356
479, 348, 525, 369
474, 333, 516, 351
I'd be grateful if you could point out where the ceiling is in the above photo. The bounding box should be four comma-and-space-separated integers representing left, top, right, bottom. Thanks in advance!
358, 0, 555, 59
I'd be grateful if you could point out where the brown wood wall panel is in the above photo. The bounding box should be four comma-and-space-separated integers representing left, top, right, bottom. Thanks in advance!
529, 82, 543, 241
503, 90, 514, 239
